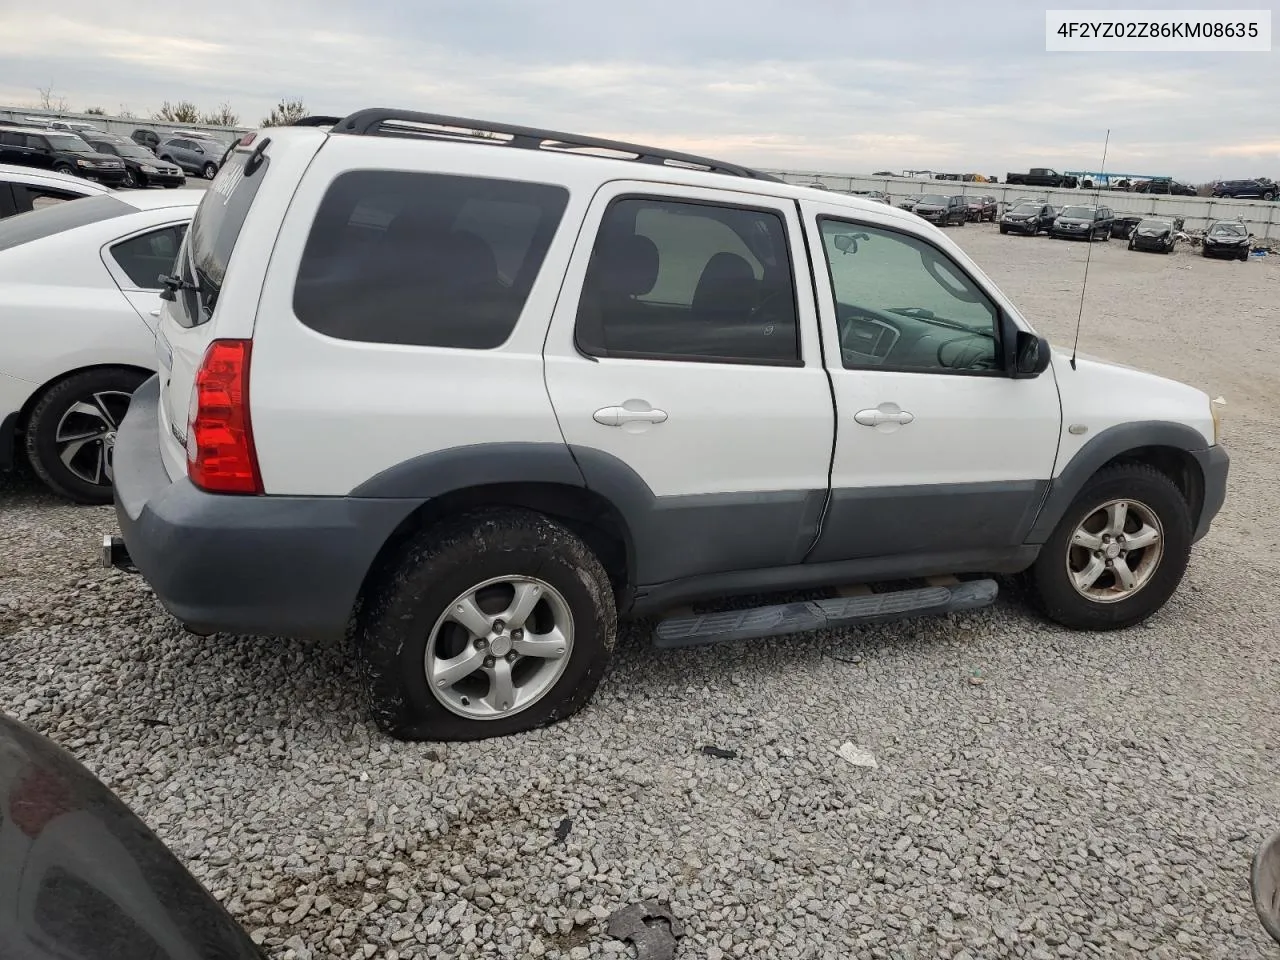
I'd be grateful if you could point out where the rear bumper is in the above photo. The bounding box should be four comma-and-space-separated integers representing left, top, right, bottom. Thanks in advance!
1192, 444, 1229, 542
113, 377, 420, 640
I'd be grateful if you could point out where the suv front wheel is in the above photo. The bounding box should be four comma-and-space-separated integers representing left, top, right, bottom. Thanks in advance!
358, 508, 617, 741
1031, 464, 1192, 630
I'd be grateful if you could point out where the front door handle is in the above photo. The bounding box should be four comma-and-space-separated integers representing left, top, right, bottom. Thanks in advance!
854, 408, 914, 426
593, 404, 668, 427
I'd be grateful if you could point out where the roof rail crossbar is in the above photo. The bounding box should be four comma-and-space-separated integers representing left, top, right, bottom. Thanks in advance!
285, 115, 344, 127
331, 108, 781, 182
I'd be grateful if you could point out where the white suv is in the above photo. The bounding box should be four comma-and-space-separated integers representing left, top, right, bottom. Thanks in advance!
109, 111, 1229, 742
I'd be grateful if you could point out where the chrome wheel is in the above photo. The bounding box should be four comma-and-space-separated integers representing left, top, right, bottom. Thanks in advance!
54, 391, 130, 487
426, 576, 573, 720
1066, 498, 1164, 603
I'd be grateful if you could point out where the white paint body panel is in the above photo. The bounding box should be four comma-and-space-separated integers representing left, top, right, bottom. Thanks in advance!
0, 197, 196, 432
799, 199, 1063, 489
543, 180, 834, 498
0, 163, 112, 201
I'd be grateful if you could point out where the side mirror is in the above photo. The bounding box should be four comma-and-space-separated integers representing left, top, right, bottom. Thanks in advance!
1013, 330, 1051, 378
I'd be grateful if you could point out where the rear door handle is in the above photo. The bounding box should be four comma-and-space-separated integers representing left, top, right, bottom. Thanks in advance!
854, 408, 914, 426
593, 405, 668, 427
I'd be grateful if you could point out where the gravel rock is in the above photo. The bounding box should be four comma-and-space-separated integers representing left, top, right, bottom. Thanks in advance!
1, 234, 1278, 958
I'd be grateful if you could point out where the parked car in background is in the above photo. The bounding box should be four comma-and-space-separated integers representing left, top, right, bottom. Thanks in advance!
0, 712, 264, 960
1201, 220, 1252, 260
82, 134, 185, 189
1110, 215, 1144, 240
1210, 178, 1276, 201
156, 136, 224, 179
0, 127, 127, 186
913, 193, 968, 225
0, 190, 199, 502
1132, 177, 1195, 196
1006, 168, 1079, 188
898, 196, 921, 211
965, 195, 997, 222
0, 165, 111, 219
871, 170, 895, 177
851, 189, 890, 205
1052, 204, 1114, 240
1127, 218, 1177, 254
106, 110, 1228, 743
130, 129, 161, 153
999, 201, 1056, 235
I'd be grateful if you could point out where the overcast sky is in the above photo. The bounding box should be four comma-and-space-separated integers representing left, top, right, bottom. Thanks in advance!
0, 0, 1274, 182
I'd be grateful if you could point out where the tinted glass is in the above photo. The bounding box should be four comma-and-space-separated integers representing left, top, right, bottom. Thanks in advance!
819, 218, 1000, 374
1011, 203, 1041, 214
1061, 206, 1093, 218
1211, 223, 1247, 236
183, 149, 267, 319
293, 170, 569, 349
575, 196, 799, 365
45, 134, 94, 153
919, 194, 947, 205
0, 194, 130, 251
110, 224, 188, 287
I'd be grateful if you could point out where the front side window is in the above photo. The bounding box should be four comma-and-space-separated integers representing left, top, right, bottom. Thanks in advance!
293, 170, 569, 349
110, 224, 188, 288
574, 196, 799, 365
819, 218, 1000, 374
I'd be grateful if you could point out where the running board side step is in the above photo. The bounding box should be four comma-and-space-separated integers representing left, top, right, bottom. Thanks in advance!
652, 579, 998, 649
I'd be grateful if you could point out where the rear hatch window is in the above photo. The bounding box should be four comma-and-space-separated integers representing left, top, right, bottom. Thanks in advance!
0, 194, 132, 252
171, 148, 268, 328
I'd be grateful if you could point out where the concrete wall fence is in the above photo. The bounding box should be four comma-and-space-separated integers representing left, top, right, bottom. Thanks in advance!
765, 169, 1280, 240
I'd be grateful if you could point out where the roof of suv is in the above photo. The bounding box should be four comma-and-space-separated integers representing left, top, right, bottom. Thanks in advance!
266, 107, 926, 227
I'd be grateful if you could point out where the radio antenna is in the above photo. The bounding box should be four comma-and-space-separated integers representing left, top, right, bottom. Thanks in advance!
1069, 128, 1111, 370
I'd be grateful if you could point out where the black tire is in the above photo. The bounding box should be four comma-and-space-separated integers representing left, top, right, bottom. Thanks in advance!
1128, 240, 1135, 250
1264, 191, 1276, 201
163, 182, 180, 189
999, 225, 1008, 235
1240, 250, 1250, 261
54, 163, 77, 177
358, 508, 617, 741
202, 162, 218, 180
1100, 229, 1109, 242
1031, 464, 1193, 630
24, 367, 148, 504
124, 168, 139, 188
1201, 247, 1209, 258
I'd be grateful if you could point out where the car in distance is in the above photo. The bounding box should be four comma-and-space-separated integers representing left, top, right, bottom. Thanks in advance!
0, 126, 127, 186
0, 164, 111, 219
1210, 178, 1276, 201
130, 128, 161, 153
0, 190, 199, 502
913, 193, 968, 226
0, 711, 264, 960
1006, 168, 1079, 188
1051, 204, 1114, 240
1132, 177, 1196, 196
851, 189, 890, 205
999, 201, 1056, 235
965, 195, 997, 222
1200, 220, 1252, 260
156, 136, 224, 179
107, 110, 1228, 744
1127, 217, 1177, 254
82, 133, 185, 189
898, 195, 921, 212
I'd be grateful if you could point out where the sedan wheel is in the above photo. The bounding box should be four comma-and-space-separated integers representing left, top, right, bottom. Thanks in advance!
24, 368, 148, 504
124, 168, 139, 188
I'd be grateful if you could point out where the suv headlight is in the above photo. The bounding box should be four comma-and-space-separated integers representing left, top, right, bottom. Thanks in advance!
76, 158, 90, 166
141, 164, 157, 173
1211, 396, 1226, 444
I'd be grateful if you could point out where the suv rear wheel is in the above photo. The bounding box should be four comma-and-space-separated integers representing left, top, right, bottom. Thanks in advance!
358, 508, 617, 741
1031, 464, 1192, 630
202, 162, 218, 180
24, 367, 148, 504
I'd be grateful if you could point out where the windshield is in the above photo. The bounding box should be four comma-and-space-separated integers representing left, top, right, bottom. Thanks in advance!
1211, 223, 1247, 236
919, 194, 948, 205
1011, 203, 1041, 215
95, 138, 154, 159
1139, 219, 1171, 229
1060, 206, 1095, 219
45, 134, 96, 154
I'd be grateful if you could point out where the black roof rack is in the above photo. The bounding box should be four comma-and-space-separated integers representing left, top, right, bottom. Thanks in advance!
286, 115, 344, 127
330, 108, 781, 183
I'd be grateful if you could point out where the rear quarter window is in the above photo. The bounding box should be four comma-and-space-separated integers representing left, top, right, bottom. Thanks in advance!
292, 171, 570, 350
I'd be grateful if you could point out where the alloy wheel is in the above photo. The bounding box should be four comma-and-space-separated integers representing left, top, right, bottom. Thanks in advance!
53, 391, 131, 487
1066, 498, 1164, 603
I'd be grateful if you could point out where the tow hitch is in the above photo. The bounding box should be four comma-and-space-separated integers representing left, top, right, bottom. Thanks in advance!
100, 535, 137, 574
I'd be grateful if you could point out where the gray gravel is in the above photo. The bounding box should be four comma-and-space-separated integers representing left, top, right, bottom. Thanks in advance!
2, 228, 1279, 959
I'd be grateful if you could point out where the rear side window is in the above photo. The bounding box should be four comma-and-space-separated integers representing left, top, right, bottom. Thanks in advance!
0, 193, 130, 251
110, 224, 188, 288
293, 171, 569, 350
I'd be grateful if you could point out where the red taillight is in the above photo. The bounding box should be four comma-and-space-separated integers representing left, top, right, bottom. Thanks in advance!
186, 339, 262, 494
238, 132, 256, 147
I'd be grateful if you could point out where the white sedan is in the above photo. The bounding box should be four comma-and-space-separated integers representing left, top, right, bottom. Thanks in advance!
0, 189, 199, 503
0, 163, 112, 220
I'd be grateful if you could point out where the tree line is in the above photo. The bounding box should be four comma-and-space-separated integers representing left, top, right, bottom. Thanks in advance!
33, 86, 311, 128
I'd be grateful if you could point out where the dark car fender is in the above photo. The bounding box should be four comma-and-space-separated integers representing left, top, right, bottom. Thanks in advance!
1024, 421, 1226, 545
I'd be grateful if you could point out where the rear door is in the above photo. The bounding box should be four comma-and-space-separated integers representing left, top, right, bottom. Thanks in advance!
542, 181, 835, 588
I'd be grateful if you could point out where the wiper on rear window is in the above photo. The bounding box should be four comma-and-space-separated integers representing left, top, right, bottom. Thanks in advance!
158, 272, 198, 302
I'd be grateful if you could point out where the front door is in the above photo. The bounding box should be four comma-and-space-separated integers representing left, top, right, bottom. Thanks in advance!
543, 181, 835, 588
800, 202, 1062, 565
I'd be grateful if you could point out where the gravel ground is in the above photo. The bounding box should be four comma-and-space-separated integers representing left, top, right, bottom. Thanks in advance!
2, 227, 1279, 959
